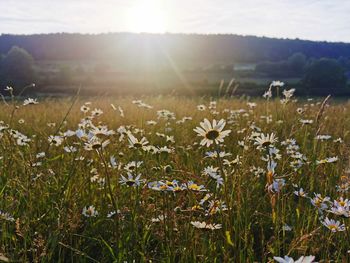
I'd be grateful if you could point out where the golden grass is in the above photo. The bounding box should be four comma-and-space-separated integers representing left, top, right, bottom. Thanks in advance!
0, 95, 349, 262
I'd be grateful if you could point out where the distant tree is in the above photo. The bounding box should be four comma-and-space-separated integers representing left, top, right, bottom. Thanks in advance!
255, 61, 290, 77
287, 52, 306, 75
255, 53, 307, 77
0, 46, 36, 87
337, 56, 350, 70
3, 33, 350, 66
302, 58, 347, 95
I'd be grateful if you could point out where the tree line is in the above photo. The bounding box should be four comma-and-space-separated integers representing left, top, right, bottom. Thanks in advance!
0, 44, 348, 96
254, 53, 348, 95
2, 33, 350, 64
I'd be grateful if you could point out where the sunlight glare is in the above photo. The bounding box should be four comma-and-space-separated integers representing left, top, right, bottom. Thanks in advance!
126, 0, 167, 33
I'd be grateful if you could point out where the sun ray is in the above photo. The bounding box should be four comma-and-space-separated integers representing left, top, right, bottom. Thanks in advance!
126, 0, 167, 33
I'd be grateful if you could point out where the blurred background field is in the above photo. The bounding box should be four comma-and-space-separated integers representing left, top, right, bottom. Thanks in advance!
1, 33, 350, 97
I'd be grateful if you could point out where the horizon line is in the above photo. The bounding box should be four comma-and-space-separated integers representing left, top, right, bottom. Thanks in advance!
0, 31, 349, 45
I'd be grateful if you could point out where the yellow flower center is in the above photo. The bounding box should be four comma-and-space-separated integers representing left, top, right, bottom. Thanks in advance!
126, 180, 135, 186
92, 142, 102, 149
189, 184, 200, 191
192, 205, 200, 211
173, 187, 181, 192
134, 142, 142, 148
262, 141, 271, 147
160, 185, 168, 190
329, 225, 337, 231
205, 130, 219, 140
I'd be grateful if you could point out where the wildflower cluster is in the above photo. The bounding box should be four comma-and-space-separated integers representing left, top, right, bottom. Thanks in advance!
0, 83, 348, 262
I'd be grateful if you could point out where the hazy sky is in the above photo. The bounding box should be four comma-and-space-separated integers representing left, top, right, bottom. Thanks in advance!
1, 0, 350, 42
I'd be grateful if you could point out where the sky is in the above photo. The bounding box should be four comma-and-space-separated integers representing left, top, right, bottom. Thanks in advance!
1, 0, 350, 42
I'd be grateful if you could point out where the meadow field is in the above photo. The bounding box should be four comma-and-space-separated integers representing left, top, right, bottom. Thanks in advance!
0, 85, 350, 262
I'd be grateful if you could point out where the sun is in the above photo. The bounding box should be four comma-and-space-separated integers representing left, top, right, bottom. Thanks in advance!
126, 0, 167, 33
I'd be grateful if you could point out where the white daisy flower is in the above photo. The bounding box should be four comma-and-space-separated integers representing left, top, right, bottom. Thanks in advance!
193, 118, 231, 147
23, 98, 38, 106
254, 133, 278, 149
82, 205, 98, 218
190, 221, 222, 230
273, 255, 315, 263
119, 172, 144, 187
322, 217, 345, 232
